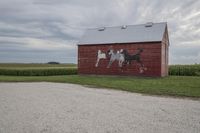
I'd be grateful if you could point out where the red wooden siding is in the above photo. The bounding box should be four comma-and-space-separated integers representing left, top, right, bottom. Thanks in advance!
78, 42, 166, 77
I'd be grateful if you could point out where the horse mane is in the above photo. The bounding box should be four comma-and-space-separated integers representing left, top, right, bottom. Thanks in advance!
122, 49, 128, 55
123, 49, 143, 56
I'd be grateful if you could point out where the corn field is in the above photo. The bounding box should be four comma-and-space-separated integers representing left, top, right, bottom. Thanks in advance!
0, 63, 77, 76
169, 64, 200, 76
0, 68, 77, 76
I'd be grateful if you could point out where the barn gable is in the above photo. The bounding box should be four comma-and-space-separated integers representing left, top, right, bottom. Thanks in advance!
78, 22, 167, 45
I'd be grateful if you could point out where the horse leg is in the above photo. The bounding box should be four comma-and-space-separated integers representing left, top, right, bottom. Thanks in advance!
124, 60, 127, 65
119, 61, 124, 71
95, 58, 100, 67
118, 60, 122, 67
118, 61, 121, 67
129, 60, 131, 65
138, 60, 144, 68
138, 61, 143, 73
137, 60, 147, 73
107, 60, 113, 68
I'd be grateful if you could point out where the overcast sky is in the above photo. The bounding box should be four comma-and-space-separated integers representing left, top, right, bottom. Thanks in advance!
0, 0, 199, 64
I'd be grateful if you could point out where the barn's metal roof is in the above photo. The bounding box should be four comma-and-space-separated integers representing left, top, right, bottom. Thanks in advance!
78, 22, 167, 45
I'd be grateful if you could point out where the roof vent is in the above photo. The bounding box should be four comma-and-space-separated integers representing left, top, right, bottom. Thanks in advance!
121, 25, 127, 29
98, 27, 106, 31
145, 22, 153, 27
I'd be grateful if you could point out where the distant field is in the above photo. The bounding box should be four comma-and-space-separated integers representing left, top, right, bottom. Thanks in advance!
0, 63, 77, 76
0, 63, 77, 69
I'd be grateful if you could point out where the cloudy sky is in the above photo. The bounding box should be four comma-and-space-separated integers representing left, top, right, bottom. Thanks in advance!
0, 0, 199, 64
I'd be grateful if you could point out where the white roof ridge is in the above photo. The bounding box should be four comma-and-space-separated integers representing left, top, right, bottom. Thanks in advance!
86, 22, 167, 30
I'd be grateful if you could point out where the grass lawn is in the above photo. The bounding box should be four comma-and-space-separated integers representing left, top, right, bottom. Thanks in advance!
0, 75, 200, 98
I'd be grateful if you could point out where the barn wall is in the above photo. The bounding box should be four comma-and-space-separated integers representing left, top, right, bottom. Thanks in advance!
78, 42, 162, 77
161, 27, 169, 77
161, 41, 165, 77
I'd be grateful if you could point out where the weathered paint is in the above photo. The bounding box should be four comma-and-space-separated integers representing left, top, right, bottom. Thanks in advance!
78, 41, 169, 77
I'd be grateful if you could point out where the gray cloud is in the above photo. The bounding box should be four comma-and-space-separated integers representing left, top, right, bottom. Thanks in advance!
0, 0, 199, 64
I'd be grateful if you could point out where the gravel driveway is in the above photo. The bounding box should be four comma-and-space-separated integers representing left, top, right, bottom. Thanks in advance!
0, 82, 200, 133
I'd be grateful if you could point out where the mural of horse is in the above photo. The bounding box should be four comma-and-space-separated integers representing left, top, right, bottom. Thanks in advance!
107, 49, 124, 68
122, 48, 147, 73
95, 50, 106, 67
95, 48, 147, 73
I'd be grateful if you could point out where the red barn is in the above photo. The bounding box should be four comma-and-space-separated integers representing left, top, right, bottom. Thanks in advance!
77, 22, 169, 77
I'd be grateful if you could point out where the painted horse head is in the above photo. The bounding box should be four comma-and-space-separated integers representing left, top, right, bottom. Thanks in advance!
121, 49, 128, 55
107, 49, 114, 55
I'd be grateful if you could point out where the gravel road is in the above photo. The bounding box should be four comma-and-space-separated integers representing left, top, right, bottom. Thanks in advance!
0, 82, 200, 133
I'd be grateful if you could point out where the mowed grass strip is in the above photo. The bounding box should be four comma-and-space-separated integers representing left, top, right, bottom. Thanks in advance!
0, 75, 199, 98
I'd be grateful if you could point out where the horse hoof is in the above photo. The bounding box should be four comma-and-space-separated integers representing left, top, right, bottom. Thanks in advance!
139, 70, 144, 73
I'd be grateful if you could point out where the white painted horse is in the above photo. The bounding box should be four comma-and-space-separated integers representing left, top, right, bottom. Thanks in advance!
107, 49, 124, 68
95, 50, 106, 67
